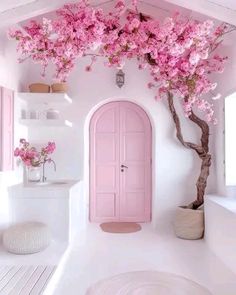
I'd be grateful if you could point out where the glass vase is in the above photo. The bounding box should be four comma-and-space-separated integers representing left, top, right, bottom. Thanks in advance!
27, 166, 41, 182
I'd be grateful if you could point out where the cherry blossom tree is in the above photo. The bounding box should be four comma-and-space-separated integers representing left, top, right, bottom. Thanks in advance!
9, 0, 235, 209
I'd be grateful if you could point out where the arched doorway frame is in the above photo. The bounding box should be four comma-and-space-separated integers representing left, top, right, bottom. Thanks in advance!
89, 100, 152, 222
83, 97, 157, 227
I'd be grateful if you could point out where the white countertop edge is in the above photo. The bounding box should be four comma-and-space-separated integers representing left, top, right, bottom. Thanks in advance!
8, 179, 81, 191
206, 194, 236, 213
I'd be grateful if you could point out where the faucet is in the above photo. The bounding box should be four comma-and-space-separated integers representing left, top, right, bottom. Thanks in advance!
42, 159, 56, 182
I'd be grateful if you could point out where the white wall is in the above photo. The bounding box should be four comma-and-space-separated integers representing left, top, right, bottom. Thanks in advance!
0, 30, 28, 228
25, 56, 217, 228
225, 93, 236, 186
205, 195, 236, 274
4, 2, 232, 229
2, 8, 234, 229
212, 33, 236, 197
0, 2, 234, 236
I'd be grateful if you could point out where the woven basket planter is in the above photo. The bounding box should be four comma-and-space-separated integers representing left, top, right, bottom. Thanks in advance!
29, 83, 50, 93
51, 83, 68, 93
174, 206, 204, 240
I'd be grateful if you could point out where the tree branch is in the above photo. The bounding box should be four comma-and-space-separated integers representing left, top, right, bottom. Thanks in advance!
188, 111, 210, 153
167, 91, 211, 209
167, 91, 204, 156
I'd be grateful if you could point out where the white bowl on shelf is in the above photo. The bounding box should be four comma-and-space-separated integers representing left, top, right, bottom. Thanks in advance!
46, 109, 60, 119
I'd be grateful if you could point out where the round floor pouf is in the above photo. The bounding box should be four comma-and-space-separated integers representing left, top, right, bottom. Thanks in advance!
86, 271, 212, 295
3, 222, 51, 255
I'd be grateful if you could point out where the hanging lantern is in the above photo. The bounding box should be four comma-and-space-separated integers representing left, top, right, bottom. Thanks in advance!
116, 69, 125, 88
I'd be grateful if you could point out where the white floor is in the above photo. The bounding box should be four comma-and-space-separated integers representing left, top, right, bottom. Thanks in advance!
42, 224, 236, 295
0, 240, 67, 266
0, 239, 66, 294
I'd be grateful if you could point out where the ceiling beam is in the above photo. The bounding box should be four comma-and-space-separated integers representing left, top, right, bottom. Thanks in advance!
0, 0, 114, 29
0, 0, 62, 28
163, 0, 236, 25
1, 0, 236, 29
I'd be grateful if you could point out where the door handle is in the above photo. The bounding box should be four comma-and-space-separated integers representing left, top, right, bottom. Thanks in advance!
121, 164, 128, 169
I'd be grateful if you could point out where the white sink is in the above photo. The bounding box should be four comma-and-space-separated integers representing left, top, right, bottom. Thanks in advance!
51, 181, 68, 185
34, 181, 68, 186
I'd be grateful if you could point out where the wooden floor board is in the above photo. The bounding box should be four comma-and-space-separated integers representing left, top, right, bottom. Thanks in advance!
0, 266, 56, 295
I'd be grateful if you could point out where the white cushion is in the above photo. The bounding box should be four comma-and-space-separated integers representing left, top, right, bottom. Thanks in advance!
3, 222, 51, 254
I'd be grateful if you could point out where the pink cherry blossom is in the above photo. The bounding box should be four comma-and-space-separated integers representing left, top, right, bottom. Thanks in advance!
14, 139, 56, 167
9, 1, 235, 121
44, 142, 56, 154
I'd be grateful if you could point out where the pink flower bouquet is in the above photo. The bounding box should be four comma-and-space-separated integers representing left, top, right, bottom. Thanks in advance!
14, 139, 56, 167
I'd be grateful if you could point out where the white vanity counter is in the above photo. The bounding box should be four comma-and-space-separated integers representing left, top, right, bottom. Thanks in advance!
205, 195, 236, 274
8, 180, 86, 243
9, 180, 80, 197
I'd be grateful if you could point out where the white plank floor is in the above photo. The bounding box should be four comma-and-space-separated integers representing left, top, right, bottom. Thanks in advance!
0, 265, 56, 295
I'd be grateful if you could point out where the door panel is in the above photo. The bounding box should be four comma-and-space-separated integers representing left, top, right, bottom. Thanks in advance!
96, 134, 116, 162
120, 103, 151, 222
124, 164, 145, 189
90, 103, 120, 222
96, 108, 116, 132
124, 133, 145, 161
96, 193, 116, 218
96, 165, 116, 189
0, 87, 14, 171
124, 192, 145, 217
90, 101, 152, 222
124, 108, 144, 132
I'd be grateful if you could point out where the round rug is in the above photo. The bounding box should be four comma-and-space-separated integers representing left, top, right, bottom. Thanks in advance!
86, 271, 212, 295
100, 222, 141, 233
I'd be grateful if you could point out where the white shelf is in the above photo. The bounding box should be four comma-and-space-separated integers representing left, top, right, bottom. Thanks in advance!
19, 119, 73, 127
17, 93, 72, 105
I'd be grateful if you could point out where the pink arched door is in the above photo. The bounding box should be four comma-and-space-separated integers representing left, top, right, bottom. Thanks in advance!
90, 101, 152, 222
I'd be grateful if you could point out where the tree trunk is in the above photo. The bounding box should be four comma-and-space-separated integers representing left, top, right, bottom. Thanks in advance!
167, 91, 211, 209
192, 153, 211, 209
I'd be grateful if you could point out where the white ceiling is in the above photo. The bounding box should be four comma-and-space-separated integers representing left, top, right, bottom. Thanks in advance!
207, 0, 236, 10
163, 0, 236, 25
0, 0, 39, 13
0, 0, 236, 28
